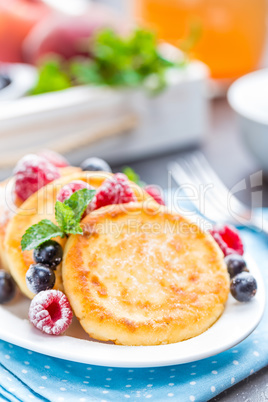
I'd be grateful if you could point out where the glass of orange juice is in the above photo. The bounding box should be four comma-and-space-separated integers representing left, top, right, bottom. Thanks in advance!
134, 0, 267, 80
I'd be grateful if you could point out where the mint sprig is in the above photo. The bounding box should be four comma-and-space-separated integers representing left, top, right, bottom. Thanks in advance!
55, 201, 81, 235
71, 28, 176, 94
64, 188, 94, 221
21, 220, 64, 252
31, 28, 182, 96
21, 188, 95, 251
122, 166, 146, 187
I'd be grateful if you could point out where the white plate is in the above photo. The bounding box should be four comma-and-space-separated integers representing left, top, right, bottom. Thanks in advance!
0, 254, 265, 368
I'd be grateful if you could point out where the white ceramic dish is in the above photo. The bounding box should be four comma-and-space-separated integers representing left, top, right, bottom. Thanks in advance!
0, 254, 265, 368
0, 63, 37, 102
0, 61, 208, 168
227, 69, 268, 173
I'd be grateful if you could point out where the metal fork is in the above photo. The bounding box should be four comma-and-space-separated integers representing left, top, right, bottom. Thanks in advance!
168, 151, 268, 235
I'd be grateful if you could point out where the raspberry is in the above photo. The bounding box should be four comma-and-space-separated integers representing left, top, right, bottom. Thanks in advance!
57, 180, 93, 203
93, 173, 136, 210
14, 154, 60, 201
209, 224, 244, 256
29, 290, 73, 335
144, 185, 165, 205
38, 149, 69, 168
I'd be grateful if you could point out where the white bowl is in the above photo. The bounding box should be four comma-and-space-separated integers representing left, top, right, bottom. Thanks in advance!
0, 63, 37, 102
0, 61, 208, 167
227, 69, 268, 172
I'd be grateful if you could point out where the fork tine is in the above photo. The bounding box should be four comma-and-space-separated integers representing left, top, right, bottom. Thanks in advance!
169, 152, 265, 231
177, 158, 232, 222
183, 153, 233, 217
187, 152, 246, 213
168, 162, 200, 206
168, 161, 230, 223
186, 152, 230, 198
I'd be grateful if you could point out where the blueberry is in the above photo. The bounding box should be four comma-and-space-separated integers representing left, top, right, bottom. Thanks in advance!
26, 264, 55, 294
0, 270, 16, 304
80, 157, 111, 173
224, 254, 248, 279
33, 240, 63, 269
230, 272, 257, 302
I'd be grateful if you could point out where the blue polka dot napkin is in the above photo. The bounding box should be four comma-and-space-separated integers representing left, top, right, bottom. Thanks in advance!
0, 216, 267, 402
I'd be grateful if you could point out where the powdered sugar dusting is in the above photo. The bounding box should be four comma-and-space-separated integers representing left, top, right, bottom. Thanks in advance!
92, 173, 136, 210
0, 178, 17, 227
144, 185, 165, 205
29, 290, 73, 335
14, 154, 60, 201
57, 180, 93, 203
38, 149, 69, 168
210, 224, 244, 256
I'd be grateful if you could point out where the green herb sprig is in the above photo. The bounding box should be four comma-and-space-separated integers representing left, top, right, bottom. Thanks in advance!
31, 60, 72, 95
31, 28, 181, 96
122, 166, 145, 187
21, 188, 95, 251
71, 28, 176, 93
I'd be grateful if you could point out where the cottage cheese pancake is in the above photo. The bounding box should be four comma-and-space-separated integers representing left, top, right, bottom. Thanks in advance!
0, 178, 20, 271
0, 167, 80, 273
62, 202, 229, 346
4, 172, 153, 299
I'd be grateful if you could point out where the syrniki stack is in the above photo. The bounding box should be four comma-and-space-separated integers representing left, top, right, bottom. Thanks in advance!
62, 202, 229, 345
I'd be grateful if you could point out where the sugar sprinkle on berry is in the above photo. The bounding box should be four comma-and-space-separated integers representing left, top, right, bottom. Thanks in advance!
14, 154, 60, 201
144, 185, 165, 205
26, 264, 56, 294
224, 254, 248, 278
57, 180, 93, 203
34, 240, 63, 269
39, 149, 69, 168
80, 157, 111, 173
230, 272, 257, 302
29, 290, 73, 335
209, 224, 244, 256
92, 173, 136, 210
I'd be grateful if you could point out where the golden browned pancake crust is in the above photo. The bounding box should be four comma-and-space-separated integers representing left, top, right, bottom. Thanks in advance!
62, 202, 229, 346
0, 167, 81, 272
4, 172, 154, 298
0, 178, 19, 271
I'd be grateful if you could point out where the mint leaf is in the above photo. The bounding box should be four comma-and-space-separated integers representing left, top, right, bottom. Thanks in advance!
64, 188, 96, 221
122, 166, 140, 184
21, 188, 96, 251
31, 28, 184, 96
21, 220, 64, 251
66, 221, 83, 235
55, 188, 96, 235
71, 28, 178, 93
55, 201, 77, 233
122, 166, 146, 187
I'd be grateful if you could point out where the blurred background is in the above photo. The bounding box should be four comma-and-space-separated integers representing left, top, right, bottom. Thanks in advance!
0, 0, 267, 76
0, 0, 267, 202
